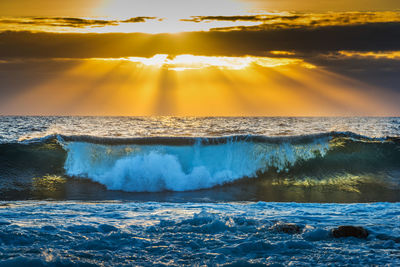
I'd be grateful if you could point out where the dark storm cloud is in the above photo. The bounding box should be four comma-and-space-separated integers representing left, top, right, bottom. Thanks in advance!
1, 22, 400, 59
0, 16, 158, 28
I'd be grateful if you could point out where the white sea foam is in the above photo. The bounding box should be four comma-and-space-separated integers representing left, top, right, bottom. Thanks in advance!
63, 138, 330, 192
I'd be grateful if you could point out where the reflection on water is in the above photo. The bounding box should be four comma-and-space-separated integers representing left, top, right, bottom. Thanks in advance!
7, 172, 400, 203
32, 175, 67, 199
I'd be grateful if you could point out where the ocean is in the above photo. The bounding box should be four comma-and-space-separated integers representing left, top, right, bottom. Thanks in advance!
0, 116, 399, 266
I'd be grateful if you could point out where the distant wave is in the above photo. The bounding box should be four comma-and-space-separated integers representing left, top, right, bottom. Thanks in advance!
19, 131, 395, 145
0, 132, 399, 195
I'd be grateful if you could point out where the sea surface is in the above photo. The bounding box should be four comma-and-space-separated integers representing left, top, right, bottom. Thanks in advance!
0, 116, 399, 266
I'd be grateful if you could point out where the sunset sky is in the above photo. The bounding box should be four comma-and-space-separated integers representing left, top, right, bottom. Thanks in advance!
0, 0, 399, 116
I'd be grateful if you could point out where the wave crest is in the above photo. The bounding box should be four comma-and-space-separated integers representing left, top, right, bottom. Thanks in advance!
1, 132, 399, 194
63, 135, 330, 192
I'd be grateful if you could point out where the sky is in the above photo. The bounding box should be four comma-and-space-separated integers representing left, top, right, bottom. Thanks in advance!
0, 0, 399, 116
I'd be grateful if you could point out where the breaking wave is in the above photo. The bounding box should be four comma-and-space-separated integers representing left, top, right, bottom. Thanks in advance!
1, 132, 399, 197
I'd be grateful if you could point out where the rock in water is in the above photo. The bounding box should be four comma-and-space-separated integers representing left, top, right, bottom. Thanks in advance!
270, 222, 301, 234
331, 226, 369, 238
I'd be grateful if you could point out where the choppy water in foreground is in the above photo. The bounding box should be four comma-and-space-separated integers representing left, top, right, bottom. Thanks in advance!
0, 201, 399, 266
0, 117, 399, 266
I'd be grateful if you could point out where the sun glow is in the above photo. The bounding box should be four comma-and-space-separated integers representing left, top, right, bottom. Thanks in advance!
0, 17, 262, 34
115, 54, 315, 70
95, 0, 248, 19
2, 9, 399, 34
2, 55, 398, 116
